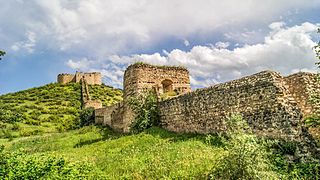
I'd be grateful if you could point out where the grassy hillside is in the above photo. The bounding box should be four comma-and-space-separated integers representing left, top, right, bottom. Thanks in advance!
0, 83, 122, 138
1, 83, 319, 179
1, 125, 318, 179
0, 126, 223, 179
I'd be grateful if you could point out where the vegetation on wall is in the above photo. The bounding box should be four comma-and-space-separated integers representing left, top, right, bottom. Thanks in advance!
128, 90, 160, 133
79, 107, 95, 127
210, 115, 278, 179
131, 61, 188, 70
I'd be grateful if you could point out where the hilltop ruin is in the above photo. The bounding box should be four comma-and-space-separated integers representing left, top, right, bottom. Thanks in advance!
95, 63, 319, 142
57, 72, 102, 85
57, 72, 102, 109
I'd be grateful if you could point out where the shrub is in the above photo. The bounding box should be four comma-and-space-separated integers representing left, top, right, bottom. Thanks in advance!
129, 90, 159, 133
24, 119, 41, 126
79, 108, 95, 127
11, 123, 20, 131
210, 115, 278, 179
0, 109, 24, 123
0, 129, 14, 140
0, 146, 102, 179
305, 115, 320, 127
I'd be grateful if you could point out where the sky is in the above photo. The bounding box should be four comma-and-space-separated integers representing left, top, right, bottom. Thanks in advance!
0, 0, 320, 94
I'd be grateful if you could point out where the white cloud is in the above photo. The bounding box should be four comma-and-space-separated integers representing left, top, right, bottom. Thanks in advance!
1, 0, 320, 56
11, 31, 36, 53
75, 22, 318, 88
66, 58, 94, 70
269, 21, 286, 30
184, 40, 190, 47
215, 41, 230, 49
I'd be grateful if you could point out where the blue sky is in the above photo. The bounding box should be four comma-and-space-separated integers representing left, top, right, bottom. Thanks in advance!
0, 0, 320, 94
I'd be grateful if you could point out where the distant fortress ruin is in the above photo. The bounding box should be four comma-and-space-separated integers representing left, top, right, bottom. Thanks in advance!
57, 72, 101, 85
95, 63, 320, 143
57, 72, 102, 109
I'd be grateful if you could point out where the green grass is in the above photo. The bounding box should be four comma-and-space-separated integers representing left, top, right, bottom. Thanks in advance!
89, 84, 122, 106
1, 126, 224, 179
0, 83, 122, 138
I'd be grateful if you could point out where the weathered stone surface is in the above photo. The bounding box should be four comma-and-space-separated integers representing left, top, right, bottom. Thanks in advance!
95, 63, 192, 132
123, 63, 191, 100
95, 104, 118, 126
94, 63, 319, 141
159, 70, 307, 140
84, 100, 102, 109
57, 72, 101, 85
95, 102, 134, 132
284, 72, 320, 117
80, 77, 102, 109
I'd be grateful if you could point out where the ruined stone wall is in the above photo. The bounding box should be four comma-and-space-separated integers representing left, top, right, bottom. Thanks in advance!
94, 62, 318, 138
94, 102, 135, 132
57, 74, 75, 84
84, 100, 102, 109
81, 72, 102, 85
95, 104, 118, 126
123, 63, 191, 100
80, 78, 102, 109
284, 72, 319, 116
159, 71, 303, 140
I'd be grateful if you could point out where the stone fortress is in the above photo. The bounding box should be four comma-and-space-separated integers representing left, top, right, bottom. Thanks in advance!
57, 72, 102, 85
95, 63, 192, 132
95, 63, 320, 143
57, 72, 102, 109
123, 63, 191, 99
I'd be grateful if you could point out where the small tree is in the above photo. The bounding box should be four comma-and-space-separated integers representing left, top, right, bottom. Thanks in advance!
79, 107, 95, 127
0, 50, 5, 60
128, 90, 159, 133
210, 115, 278, 179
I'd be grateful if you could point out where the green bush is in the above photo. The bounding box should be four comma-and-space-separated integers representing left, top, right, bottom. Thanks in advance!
210, 115, 278, 179
129, 90, 160, 133
19, 129, 44, 137
11, 123, 20, 131
0, 146, 102, 179
0, 129, 14, 140
79, 108, 95, 127
0, 109, 24, 123
305, 115, 320, 127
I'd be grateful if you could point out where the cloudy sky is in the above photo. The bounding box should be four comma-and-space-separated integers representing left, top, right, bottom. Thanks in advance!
0, 0, 320, 94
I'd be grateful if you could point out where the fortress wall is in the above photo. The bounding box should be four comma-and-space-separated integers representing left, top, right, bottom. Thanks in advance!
95, 104, 118, 126
84, 100, 102, 109
159, 71, 303, 140
83, 73, 102, 85
57, 74, 75, 84
284, 72, 319, 116
94, 102, 135, 132
110, 103, 135, 133
124, 64, 191, 100
94, 73, 102, 85
57, 72, 102, 85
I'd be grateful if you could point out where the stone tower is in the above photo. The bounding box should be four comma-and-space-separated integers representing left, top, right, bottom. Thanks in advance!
123, 63, 191, 99
95, 63, 192, 132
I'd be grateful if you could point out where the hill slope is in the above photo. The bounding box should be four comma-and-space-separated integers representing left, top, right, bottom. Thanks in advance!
0, 83, 122, 137
1, 126, 223, 179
